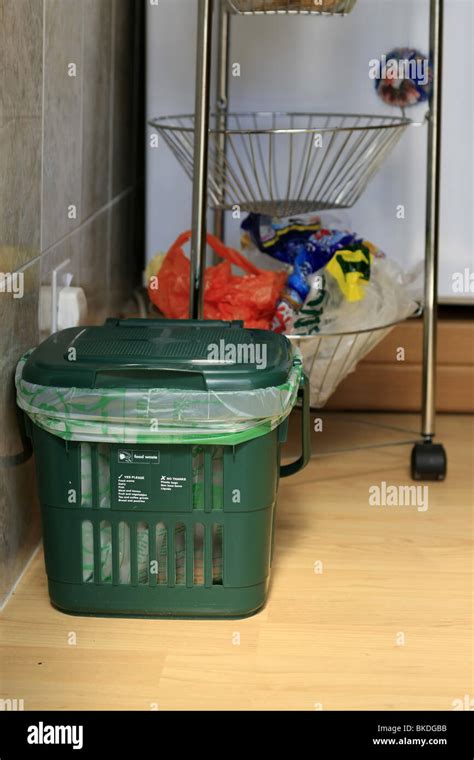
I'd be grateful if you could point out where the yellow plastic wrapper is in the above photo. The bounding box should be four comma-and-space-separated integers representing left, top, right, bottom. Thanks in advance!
325, 246, 373, 302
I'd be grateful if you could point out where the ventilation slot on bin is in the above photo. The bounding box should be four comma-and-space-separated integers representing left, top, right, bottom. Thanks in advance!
191, 523, 224, 586
212, 525, 223, 586
80, 443, 110, 509
118, 522, 131, 584
155, 522, 168, 585
192, 447, 224, 511
192, 448, 204, 510
212, 448, 224, 511
175, 523, 186, 586
137, 522, 149, 585
193, 523, 204, 586
80, 444, 92, 507
97, 444, 110, 508
100, 521, 112, 583
82, 520, 94, 582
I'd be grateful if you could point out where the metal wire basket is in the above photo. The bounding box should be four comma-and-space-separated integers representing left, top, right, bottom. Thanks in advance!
226, 0, 357, 15
150, 112, 413, 217
288, 311, 420, 408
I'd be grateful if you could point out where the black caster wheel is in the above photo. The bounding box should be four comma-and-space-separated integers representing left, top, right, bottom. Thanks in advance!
411, 442, 447, 481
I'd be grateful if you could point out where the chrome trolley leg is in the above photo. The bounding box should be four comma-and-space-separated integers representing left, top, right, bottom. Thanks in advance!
412, 0, 447, 480
190, 0, 214, 319
214, 1, 231, 242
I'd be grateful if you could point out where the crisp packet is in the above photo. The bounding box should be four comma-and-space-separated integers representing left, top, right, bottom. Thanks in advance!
242, 213, 359, 328
242, 212, 357, 273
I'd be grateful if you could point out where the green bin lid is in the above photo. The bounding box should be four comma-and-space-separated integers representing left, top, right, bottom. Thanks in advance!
22, 318, 295, 392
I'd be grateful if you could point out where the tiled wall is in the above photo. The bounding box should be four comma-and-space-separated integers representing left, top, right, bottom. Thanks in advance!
0, 0, 145, 606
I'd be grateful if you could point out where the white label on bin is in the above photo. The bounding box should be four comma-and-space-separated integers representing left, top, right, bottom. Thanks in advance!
118, 449, 160, 465
160, 475, 186, 493
117, 473, 150, 504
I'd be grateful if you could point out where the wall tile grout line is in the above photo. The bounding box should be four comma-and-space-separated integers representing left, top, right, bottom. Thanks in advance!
14, 186, 136, 276
79, 0, 85, 227
128, 0, 143, 296
106, 0, 118, 303
0, 543, 41, 613
108, 0, 117, 206
39, 0, 46, 255
131, 0, 141, 187
78, 0, 86, 293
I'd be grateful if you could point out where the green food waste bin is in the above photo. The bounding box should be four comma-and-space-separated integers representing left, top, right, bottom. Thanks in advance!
16, 318, 310, 618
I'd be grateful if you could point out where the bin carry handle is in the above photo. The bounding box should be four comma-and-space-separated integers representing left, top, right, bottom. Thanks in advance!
93, 365, 208, 390
280, 374, 311, 478
105, 318, 244, 329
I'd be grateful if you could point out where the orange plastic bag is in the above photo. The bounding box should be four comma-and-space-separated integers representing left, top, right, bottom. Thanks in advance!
148, 231, 287, 329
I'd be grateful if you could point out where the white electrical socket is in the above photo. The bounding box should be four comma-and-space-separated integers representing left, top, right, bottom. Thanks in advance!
39, 285, 88, 333
39, 261, 89, 334
57, 286, 88, 329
